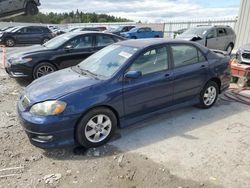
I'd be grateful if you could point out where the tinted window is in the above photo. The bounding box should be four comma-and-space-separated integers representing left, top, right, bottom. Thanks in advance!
171, 45, 204, 67
28, 27, 42, 34
96, 35, 115, 47
217, 28, 227, 37
67, 35, 93, 49
129, 46, 168, 75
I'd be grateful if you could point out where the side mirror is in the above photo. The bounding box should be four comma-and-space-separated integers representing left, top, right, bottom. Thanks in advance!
124, 70, 142, 79
64, 45, 73, 51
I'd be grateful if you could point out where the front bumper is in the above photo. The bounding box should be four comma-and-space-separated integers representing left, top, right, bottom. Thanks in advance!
5, 60, 33, 79
17, 103, 78, 149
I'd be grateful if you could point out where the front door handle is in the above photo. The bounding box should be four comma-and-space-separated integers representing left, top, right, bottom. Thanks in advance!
200, 65, 206, 69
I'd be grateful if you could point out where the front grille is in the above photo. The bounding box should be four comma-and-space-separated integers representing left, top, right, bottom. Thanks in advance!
21, 96, 30, 110
242, 53, 250, 60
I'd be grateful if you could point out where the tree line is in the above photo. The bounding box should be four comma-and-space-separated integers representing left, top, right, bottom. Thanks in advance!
3, 10, 132, 24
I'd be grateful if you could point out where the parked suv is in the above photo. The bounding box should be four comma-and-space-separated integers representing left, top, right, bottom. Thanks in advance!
0, 26, 54, 47
0, 0, 40, 18
176, 25, 236, 54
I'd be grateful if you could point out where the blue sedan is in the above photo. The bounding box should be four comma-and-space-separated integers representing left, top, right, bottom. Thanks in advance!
17, 39, 231, 149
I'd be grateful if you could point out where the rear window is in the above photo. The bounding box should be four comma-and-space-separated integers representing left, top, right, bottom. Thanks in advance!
225, 28, 235, 35
171, 44, 206, 67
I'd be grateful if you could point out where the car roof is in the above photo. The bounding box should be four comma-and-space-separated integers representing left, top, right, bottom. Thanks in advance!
116, 38, 196, 48
62, 31, 122, 38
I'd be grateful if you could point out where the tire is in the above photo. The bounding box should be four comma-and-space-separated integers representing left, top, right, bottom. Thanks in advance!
154, 35, 160, 38
25, 2, 39, 15
76, 108, 117, 148
226, 43, 234, 55
5, 38, 15, 47
42, 38, 50, 44
197, 81, 219, 109
131, 36, 137, 39
33, 62, 57, 79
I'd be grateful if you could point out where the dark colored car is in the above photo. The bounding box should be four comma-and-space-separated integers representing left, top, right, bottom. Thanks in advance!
0, 0, 40, 19
5, 32, 124, 79
108, 25, 135, 36
0, 26, 53, 47
17, 39, 231, 149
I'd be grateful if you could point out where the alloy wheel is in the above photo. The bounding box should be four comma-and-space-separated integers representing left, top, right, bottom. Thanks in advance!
6, 39, 14, 47
84, 114, 112, 143
203, 86, 217, 106
36, 65, 55, 78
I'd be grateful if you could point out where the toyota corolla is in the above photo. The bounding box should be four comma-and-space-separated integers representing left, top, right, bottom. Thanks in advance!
17, 39, 231, 149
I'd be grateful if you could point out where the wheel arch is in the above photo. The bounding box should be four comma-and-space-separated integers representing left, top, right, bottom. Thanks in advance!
73, 105, 121, 144
32, 60, 58, 79
4, 37, 16, 46
206, 77, 221, 93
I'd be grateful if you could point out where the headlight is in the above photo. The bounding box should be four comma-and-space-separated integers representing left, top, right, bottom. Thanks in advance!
0, 33, 3, 38
11, 57, 32, 64
30, 101, 67, 116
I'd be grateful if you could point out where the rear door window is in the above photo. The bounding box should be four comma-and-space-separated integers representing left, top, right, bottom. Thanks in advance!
95, 35, 115, 47
217, 28, 227, 37
67, 35, 93, 49
171, 44, 205, 68
23, 27, 42, 34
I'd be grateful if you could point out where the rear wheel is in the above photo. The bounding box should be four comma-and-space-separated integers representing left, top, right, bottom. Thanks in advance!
197, 81, 219, 109
226, 43, 234, 55
26, 2, 39, 15
33, 62, 57, 79
76, 108, 117, 148
5, 38, 15, 47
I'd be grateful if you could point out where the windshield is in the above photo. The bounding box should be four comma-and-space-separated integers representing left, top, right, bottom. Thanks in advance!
181, 27, 209, 36
107, 27, 119, 32
78, 44, 138, 78
43, 34, 71, 48
129, 28, 138, 32
6, 27, 19, 32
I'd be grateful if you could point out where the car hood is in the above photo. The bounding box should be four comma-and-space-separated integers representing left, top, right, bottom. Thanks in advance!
120, 31, 131, 35
25, 68, 102, 103
8, 45, 53, 58
176, 34, 199, 40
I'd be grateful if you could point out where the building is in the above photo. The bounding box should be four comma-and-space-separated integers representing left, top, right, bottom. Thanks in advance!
235, 0, 250, 48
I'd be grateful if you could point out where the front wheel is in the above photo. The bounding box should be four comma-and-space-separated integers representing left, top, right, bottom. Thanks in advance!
197, 81, 219, 109
5, 38, 15, 47
226, 44, 234, 55
33, 62, 57, 79
25, 2, 39, 15
76, 108, 117, 148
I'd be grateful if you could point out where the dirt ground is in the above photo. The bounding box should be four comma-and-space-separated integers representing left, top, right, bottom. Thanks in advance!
0, 48, 250, 188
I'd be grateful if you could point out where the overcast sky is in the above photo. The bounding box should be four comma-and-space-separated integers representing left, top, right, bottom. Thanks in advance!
40, 0, 240, 22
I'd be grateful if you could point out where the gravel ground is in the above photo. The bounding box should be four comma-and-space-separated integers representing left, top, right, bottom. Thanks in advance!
0, 47, 250, 188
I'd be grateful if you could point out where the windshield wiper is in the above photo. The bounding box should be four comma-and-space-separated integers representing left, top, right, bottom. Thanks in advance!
76, 65, 100, 79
